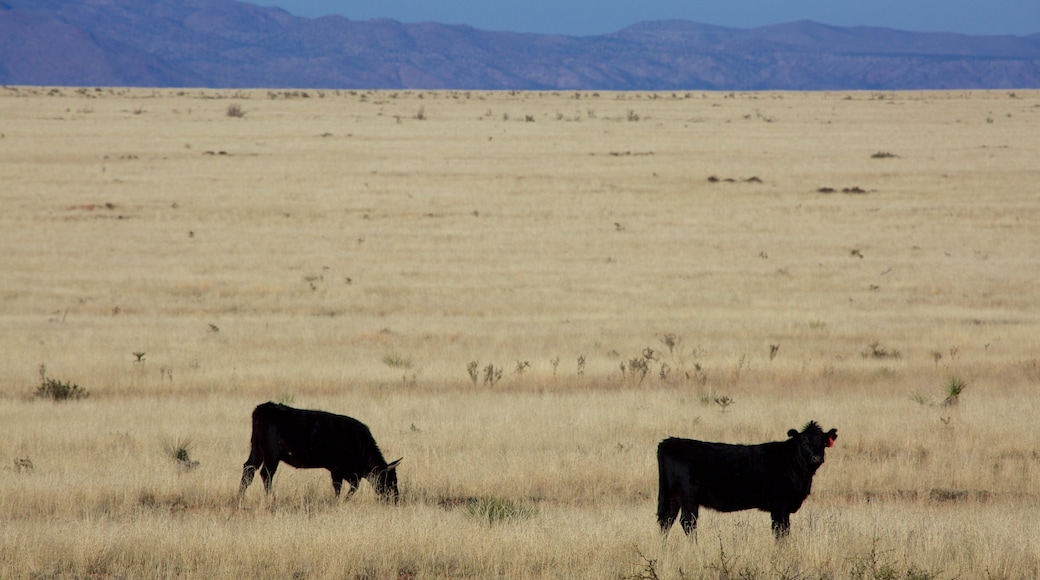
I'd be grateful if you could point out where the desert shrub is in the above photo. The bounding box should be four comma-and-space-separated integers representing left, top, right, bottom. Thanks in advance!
863, 341, 901, 359
35, 365, 89, 401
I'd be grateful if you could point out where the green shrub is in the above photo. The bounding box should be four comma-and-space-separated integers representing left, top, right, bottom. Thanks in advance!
35, 365, 89, 401
465, 496, 534, 524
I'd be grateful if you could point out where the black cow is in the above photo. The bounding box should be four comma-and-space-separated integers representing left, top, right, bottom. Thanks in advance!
239, 402, 402, 502
657, 420, 837, 539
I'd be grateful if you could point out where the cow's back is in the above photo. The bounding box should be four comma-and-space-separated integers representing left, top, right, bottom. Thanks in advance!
657, 436, 789, 513
251, 402, 383, 471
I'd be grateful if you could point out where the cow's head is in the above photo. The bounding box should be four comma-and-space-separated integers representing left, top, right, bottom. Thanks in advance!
787, 421, 837, 469
371, 458, 403, 503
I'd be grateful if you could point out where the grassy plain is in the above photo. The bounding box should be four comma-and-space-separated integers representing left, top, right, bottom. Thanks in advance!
1, 86, 1039, 578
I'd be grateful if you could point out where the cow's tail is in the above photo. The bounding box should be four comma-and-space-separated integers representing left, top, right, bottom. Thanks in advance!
656, 440, 679, 532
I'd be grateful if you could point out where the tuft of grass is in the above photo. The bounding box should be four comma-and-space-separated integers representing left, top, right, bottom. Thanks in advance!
382, 353, 413, 369
910, 391, 931, 406
276, 392, 295, 405
226, 103, 245, 118
464, 496, 535, 524
35, 364, 89, 401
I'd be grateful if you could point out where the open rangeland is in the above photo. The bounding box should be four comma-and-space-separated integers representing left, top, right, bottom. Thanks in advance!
1, 86, 1039, 578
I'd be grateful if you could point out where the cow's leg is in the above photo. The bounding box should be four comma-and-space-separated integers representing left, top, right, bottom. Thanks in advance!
330, 472, 359, 497
771, 512, 791, 539
679, 500, 699, 538
240, 464, 256, 495
342, 474, 360, 498
656, 491, 680, 533
240, 449, 263, 495
259, 461, 278, 494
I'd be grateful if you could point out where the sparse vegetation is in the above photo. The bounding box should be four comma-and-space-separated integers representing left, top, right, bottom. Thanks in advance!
863, 341, 901, 359
382, 353, 413, 369
34, 364, 89, 401
13, 457, 34, 473
1, 88, 1038, 579
713, 395, 735, 411
226, 103, 245, 118
483, 363, 503, 386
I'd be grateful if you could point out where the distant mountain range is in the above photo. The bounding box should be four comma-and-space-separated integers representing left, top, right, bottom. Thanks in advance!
3, 0, 1039, 90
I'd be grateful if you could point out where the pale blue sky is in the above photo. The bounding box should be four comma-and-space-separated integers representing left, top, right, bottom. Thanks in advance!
247, 0, 1039, 36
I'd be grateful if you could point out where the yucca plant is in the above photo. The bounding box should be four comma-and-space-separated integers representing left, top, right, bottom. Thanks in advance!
942, 377, 967, 407
164, 437, 200, 471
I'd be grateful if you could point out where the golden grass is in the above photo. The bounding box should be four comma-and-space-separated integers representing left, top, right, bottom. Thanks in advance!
1, 86, 1039, 578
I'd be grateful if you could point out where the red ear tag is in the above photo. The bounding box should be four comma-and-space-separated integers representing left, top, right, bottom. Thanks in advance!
826, 436, 835, 448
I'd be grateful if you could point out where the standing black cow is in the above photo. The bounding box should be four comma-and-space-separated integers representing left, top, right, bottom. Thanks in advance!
239, 402, 403, 502
657, 420, 837, 539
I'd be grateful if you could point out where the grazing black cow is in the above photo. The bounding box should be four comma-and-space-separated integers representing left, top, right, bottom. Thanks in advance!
239, 402, 402, 502
657, 421, 837, 539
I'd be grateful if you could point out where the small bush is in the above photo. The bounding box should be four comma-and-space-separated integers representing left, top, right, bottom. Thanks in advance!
14, 457, 34, 473
714, 395, 735, 411
226, 103, 246, 118
483, 364, 503, 386
35, 364, 89, 401
862, 341, 901, 359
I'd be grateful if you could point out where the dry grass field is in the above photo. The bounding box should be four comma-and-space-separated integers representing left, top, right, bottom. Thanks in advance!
1, 86, 1039, 578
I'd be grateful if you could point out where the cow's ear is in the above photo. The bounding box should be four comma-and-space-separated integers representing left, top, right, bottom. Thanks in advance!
386, 458, 403, 470
787, 429, 799, 438
827, 429, 837, 445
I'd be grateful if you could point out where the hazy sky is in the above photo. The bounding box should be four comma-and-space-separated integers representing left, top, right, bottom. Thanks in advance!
247, 0, 1040, 37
